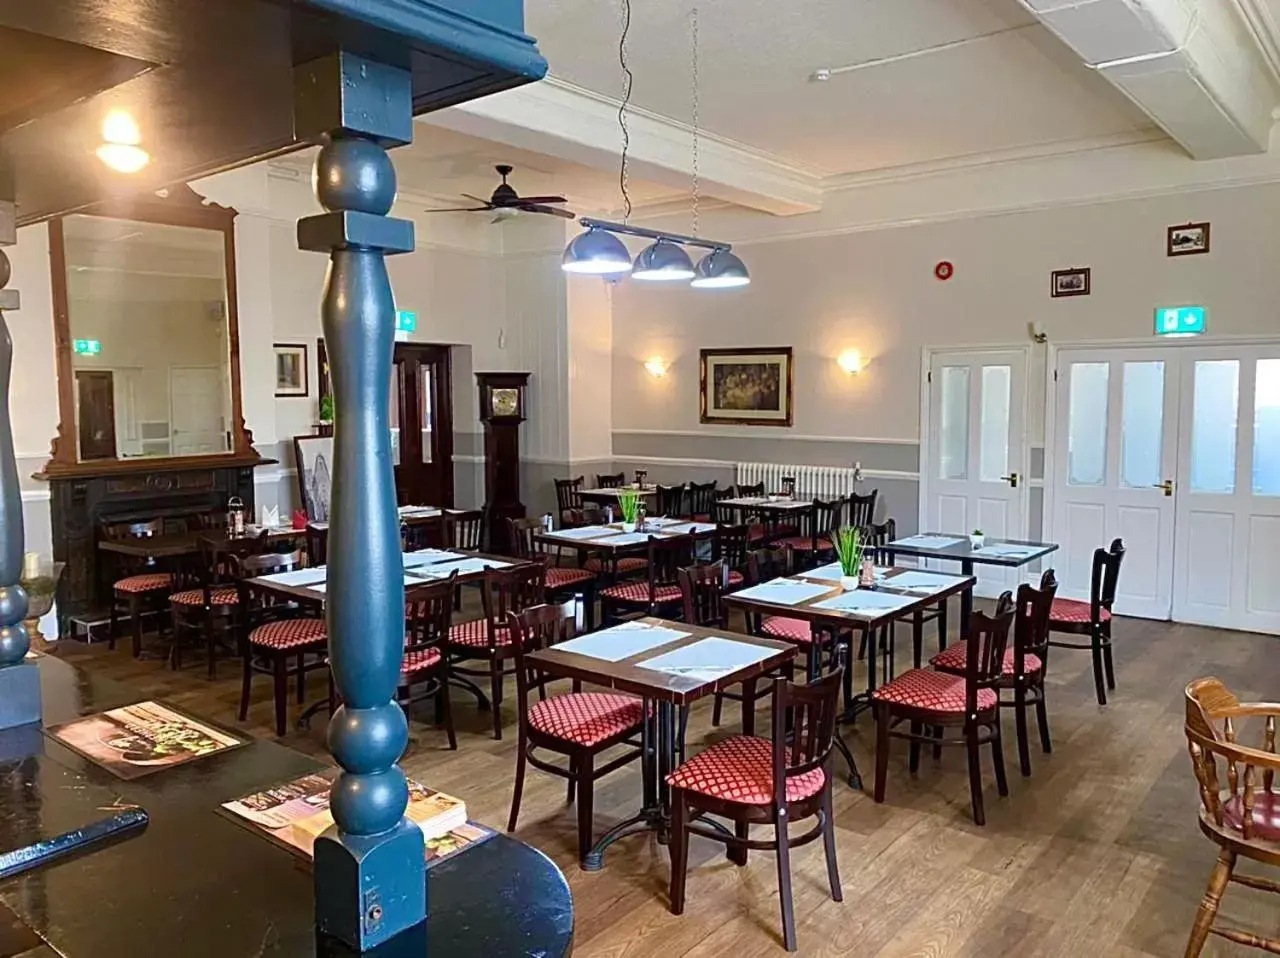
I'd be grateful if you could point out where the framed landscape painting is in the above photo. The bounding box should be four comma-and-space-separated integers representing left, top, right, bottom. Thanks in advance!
700, 347, 794, 426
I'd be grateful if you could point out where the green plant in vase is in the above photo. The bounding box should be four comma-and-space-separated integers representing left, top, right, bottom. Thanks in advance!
617, 488, 641, 531
833, 525, 865, 590
318, 394, 335, 425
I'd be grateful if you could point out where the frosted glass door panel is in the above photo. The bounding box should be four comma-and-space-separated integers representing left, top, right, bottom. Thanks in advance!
1067, 363, 1109, 486
939, 366, 970, 481
978, 365, 1012, 483
1253, 359, 1280, 496
1189, 360, 1239, 494
1120, 362, 1165, 489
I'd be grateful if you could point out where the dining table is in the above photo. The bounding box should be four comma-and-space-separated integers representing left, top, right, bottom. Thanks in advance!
534, 519, 721, 584
526, 618, 796, 870
577, 484, 659, 507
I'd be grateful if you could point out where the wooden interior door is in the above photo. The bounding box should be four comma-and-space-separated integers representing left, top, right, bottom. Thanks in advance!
391, 343, 453, 506
75, 370, 117, 460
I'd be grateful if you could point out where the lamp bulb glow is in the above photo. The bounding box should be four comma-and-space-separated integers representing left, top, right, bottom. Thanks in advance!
837, 349, 864, 374
96, 143, 150, 174
644, 358, 668, 378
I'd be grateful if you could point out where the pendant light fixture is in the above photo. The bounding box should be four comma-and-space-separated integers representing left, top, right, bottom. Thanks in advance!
562, 226, 632, 275
632, 238, 694, 281
691, 249, 750, 288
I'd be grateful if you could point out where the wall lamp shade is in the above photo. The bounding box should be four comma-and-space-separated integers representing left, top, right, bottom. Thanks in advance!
632, 240, 695, 281
837, 349, 864, 374
562, 228, 633, 275
691, 249, 750, 288
644, 358, 668, 377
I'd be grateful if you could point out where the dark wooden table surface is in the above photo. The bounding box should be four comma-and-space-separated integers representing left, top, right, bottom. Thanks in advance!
535, 519, 720, 555
577, 485, 659, 506
97, 528, 307, 560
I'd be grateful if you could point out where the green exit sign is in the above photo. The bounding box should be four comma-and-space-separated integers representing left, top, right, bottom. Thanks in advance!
1155, 306, 1206, 337
395, 310, 417, 333
73, 339, 101, 355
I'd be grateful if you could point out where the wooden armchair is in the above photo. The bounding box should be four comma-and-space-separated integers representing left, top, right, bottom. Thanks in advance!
1183, 677, 1280, 957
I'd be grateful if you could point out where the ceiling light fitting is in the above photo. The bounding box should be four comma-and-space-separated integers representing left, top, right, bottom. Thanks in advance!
97, 110, 149, 174
562, 218, 749, 289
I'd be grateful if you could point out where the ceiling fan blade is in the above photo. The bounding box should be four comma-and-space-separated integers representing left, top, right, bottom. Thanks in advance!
515, 195, 568, 205
423, 207, 490, 213
461, 194, 492, 206
520, 203, 577, 219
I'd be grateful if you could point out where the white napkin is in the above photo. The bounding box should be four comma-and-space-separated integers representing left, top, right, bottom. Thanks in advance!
260, 505, 281, 528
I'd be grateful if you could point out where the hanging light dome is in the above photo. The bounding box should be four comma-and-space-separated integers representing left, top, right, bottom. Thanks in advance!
632, 239, 695, 282
561, 227, 632, 275
691, 249, 750, 288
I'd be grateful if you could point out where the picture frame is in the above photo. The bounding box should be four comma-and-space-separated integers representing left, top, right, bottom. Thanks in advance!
273, 343, 309, 397
699, 347, 794, 427
1167, 222, 1210, 257
1051, 267, 1091, 298
293, 434, 333, 521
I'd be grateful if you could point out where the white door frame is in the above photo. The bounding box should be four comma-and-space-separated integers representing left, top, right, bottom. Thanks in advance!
918, 343, 1034, 549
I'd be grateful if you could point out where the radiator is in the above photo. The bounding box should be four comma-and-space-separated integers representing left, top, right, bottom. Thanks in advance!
735, 462, 859, 500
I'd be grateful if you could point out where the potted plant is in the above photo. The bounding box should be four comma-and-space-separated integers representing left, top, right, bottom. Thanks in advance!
970, 529, 985, 550
20, 560, 65, 645
318, 394, 335, 425
833, 525, 864, 591
617, 488, 641, 533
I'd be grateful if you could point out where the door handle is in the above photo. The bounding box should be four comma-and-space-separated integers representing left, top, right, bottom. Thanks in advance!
1001, 473, 1019, 488
1153, 479, 1175, 497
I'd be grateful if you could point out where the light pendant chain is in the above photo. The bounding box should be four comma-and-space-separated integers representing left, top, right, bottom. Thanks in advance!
618, 0, 634, 223
691, 6, 700, 238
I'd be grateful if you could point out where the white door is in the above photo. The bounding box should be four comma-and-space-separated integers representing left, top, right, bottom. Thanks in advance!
1049, 350, 1178, 618
1172, 346, 1280, 633
170, 366, 228, 455
923, 349, 1029, 597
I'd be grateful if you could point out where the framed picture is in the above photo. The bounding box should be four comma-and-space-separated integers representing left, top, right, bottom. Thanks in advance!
699, 347, 794, 427
1051, 267, 1091, 298
274, 343, 309, 397
1167, 222, 1210, 257
293, 434, 333, 521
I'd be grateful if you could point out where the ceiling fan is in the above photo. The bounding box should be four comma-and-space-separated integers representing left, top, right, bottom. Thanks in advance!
424, 164, 575, 220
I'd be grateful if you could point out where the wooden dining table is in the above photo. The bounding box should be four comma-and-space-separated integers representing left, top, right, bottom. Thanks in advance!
533, 519, 721, 584
577, 484, 659, 507
527, 618, 796, 870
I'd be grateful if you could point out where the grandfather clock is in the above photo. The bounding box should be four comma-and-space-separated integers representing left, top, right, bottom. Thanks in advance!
476, 372, 529, 553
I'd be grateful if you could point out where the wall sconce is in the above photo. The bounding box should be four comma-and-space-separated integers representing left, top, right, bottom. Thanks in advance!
837, 349, 864, 375
644, 358, 668, 378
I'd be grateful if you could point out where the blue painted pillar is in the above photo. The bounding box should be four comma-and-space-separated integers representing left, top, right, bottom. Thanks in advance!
294, 53, 422, 950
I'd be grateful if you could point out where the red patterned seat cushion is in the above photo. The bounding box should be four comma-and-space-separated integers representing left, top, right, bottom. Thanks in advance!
170, 587, 239, 607
249, 618, 327, 650
1049, 598, 1111, 625
546, 566, 595, 590
114, 572, 173, 594
775, 535, 833, 553
667, 735, 825, 805
930, 643, 1043, 676
585, 556, 647, 574
760, 616, 815, 643
872, 669, 998, 712
527, 692, 643, 746
561, 509, 585, 527
747, 523, 768, 542
447, 618, 511, 648
599, 581, 683, 605
1223, 791, 1280, 841
726, 570, 745, 587
401, 647, 443, 677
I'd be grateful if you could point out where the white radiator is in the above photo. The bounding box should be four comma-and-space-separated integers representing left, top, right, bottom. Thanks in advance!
735, 462, 859, 500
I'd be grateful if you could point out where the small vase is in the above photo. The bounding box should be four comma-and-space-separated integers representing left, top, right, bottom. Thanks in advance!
969, 534, 985, 550
859, 557, 876, 588
840, 575, 859, 591
621, 521, 637, 533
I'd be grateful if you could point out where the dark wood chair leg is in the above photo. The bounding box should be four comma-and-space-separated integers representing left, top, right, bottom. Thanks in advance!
669, 791, 690, 915
1014, 687, 1032, 777
489, 658, 504, 741
1184, 848, 1235, 958
272, 653, 288, 737
821, 785, 842, 902
1101, 623, 1116, 690
908, 720, 921, 774
438, 667, 457, 750
990, 718, 1009, 797
204, 615, 217, 681
575, 756, 594, 863
911, 614, 923, 669
931, 724, 944, 761
130, 596, 143, 657
108, 598, 119, 651
1035, 690, 1052, 754
507, 739, 527, 832
296, 652, 306, 704
566, 756, 577, 805
774, 810, 798, 952
965, 724, 986, 826
711, 692, 724, 727
937, 599, 947, 653
238, 648, 253, 721
873, 705, 891, 804
1090, 627, 1108, 706
583, 583, 596, 632
728, 821, 749, 865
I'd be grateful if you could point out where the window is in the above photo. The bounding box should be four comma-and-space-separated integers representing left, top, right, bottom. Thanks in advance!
1120, 362, 1164, 489
1254, 358, 1280, 496
1067, 363, 1109, 486
978, 366, 1012, 482
1190, 360, 1239, 494
939, 366, 970, 480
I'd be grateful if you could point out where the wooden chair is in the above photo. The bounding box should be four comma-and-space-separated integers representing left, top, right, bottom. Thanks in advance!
654, 483, 687, 519
595, 472, 625, 488
507, 517, 597, 631
554, 476, 586, 528
777, 496, 844, 568
779, 476, 797, 497
445, 562, 546, 740
1047, 537, 1125, 705
710, 524, 750, 588
867, 518, 947, 664
667, 666, 845, 952
873, 597, 1015, 825
399, 575, 458, 749
686, 480, 718, 521
745, 547, 839, 685
729, 481, 767, 542
1183, 677, 1280, 957
598, 535, 694, 624
932, 570, 1058, 776
169, 531, 268, 678
847, 488, 878, 529
105, 518, 171, 658
235, 549, 328, 736
505, 603, 644, 864
445, 509, 485, 551
305, 522, 328, 566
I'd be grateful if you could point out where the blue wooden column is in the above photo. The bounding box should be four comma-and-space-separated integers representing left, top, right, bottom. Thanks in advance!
294, 53, 422, 950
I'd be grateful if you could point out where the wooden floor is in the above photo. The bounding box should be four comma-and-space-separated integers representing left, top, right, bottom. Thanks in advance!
50, 608, 1280, 957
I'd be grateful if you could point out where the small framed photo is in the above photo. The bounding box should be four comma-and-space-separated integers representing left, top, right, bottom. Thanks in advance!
1051, 267, 1091, 298
274, 343, 309, 397
1167, 222, 1210, 257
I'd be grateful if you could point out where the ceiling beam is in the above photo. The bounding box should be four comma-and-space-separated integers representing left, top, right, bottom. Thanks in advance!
420, 77, 823, 216
1021, 0, 1280, 158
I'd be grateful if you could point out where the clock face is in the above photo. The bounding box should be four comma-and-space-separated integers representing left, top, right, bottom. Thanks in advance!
491, 387, 520, 418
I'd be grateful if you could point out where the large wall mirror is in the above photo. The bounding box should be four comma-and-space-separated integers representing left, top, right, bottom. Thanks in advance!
44, 185, 254, 472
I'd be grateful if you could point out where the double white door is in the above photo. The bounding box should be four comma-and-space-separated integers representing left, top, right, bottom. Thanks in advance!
1049, 343, 1280, 633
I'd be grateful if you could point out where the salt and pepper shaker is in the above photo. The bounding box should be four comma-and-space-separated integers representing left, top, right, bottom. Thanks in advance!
604, 505, 614, 524
542, 512, 554, 532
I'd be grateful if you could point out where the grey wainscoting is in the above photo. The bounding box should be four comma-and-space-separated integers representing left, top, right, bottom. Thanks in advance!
613, 431, 920, 473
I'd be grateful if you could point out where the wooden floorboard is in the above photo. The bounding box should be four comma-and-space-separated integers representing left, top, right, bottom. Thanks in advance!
48, 609, 1280, 956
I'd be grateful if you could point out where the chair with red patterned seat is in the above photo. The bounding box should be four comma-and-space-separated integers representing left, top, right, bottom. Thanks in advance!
932, 570, 1058, 777
775, 496, 844, 569
398, 575, 458, 749
710, 523, 749, 589
744, 547, 839, 684
873, 597, 1015, 826
170, 530, 268, 677
505, 603, 644, 865
445, 562, 546, 740
667, 664, 845, 952
847, 488, 878, 530
105, 518, 172, 658
507, 517, 597, 631
554, 476, 586, 528
598, 535, 694, 626
686, 480, 718, 522
1047, 538, 1124, 706
235, 549, 329, 736
864, 518, 947, 665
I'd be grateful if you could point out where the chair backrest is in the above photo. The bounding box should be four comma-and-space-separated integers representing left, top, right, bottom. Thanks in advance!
779, 476, 796, 498
737, 481, 765, 499
712, 524, 750, 572
1185, 676, 1280, 845
655, 483, 687, 517
1094, 538, 1125, 612
596, 472, 625, 488
405, 574, 456, 654
446, 510, 485, 551
181, 530, 270, 593
865, 518, 897, 565
747, 546, 793, 585
1012, 570, 1058, 676
677, 563, 729, 629
402, 514, 445, 552
646, 534, 695, 594
480, 562, 547, 631
769, 657, 845, 805
507, 603, 575, 718
506, 517, 543, 561
686, 480, 718, 519
963, 594, 1015, 712
714, 485, 737, 503
809, 497, 845, 544
306, 522, 328, 566
848, 489, 878, 529
233, 548, 304, 616
555, 477, 584, 513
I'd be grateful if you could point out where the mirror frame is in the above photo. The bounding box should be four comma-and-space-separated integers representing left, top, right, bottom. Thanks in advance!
43, 184, 257, 475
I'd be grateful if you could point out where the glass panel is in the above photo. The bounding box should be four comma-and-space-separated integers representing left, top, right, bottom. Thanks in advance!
390, 364, 402, 467
1120, 361, 1164, 489
939, 366, 970, 480
1190, 360, 1239, 494
421, 366, 434, 464
1067, 363, 1109, 486
1253, 358, 1280, 495
978, 365, 1011, 482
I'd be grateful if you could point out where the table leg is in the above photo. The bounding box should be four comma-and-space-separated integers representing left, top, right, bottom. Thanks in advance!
833, 730, 863, 790
959, 559, 975, 639
583, 698, 665, 871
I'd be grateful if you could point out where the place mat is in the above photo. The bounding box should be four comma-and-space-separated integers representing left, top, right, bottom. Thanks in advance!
637, 637, 777, 682
403, 549, 469, 567
883, 570, 965, 594
257, 568, 328, 587
891, 535, 964, 550
398, 506, 441, 517
599, 532, 652, 547
547, 525, 620, 540
408, 556, 510, 578
804, 562, 887, 584
975, 544, 1043, 559
312, 574, 429, 593
551, 622, 691, 662
811, 589, 918, 616
661, 522, 717, 535
730, 578, 831, 606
